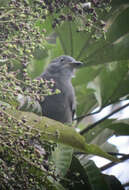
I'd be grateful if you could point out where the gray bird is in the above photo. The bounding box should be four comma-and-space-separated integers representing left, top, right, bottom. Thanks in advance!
38, 55, 83, 123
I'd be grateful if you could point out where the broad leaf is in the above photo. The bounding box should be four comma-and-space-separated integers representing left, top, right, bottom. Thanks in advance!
8, 109, 119, 162
106, 6, 129, 42
84, 120, 114, 144
52, 144, 73, 177
107, 119, 129, 136
87, 61, 129, 107
84, 160, 110, 190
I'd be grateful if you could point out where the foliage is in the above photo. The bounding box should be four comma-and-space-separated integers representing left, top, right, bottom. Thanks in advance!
0, 0, 129, 189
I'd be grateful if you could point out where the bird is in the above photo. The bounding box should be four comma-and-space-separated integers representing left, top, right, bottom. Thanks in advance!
38, 55, 83, 124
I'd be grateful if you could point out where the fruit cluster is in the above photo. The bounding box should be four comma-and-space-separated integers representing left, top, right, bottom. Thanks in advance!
0, 0, 110, 70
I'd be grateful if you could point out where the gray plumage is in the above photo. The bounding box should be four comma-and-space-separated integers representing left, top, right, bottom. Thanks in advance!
38, 55, 83, 123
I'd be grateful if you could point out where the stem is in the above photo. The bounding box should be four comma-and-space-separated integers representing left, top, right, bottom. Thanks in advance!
100, 154, 129, 171
74, 108, 102, 121
123, 182, 129, 187
0, 39, 38, 43
0, 18, 38, 23
80, 102, 129, 135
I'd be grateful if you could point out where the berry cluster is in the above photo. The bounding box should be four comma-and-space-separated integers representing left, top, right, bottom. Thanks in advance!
0, 106, 55, 189
0, 0, 46, 72
42, 0, 110, 29
0, 0, 110, 70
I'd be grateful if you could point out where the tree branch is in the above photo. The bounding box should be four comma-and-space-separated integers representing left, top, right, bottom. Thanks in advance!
80, 102, 129, 135
74, 108, 102, 121
100, 154, 129, 171
123, 182, 129, 187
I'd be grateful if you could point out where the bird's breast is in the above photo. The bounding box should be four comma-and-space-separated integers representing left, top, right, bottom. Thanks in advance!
41, 80, 75, 123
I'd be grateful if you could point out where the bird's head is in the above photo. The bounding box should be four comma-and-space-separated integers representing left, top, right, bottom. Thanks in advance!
44, 55, 83, 80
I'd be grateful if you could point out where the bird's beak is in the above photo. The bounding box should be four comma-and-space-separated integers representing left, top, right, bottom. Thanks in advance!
69, 61, 83, 68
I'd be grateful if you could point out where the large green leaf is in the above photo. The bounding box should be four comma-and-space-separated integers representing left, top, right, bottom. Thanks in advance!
84, 160, 110, 190
28, 58, 47, 79
86, 33, 129, 65
83, 119, 114, 144
75, 85, 97, 116
0, 0, 10, 7
109, 123, 129, 136
72, 65, 100, 86
52, 144, 73, 177
107, 119, 129, 136
8, 109, 119, 162
56, 21, 93, 58
73, 66, 101, 116
111, 0, 129, 12
106, 6, 129, 42
87, 61, 129, 107
35, 16, 53, 36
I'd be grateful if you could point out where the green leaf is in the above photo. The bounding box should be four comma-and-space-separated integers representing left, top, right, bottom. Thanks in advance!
84, 143, 118, 162
56, 21, 94, 59
72, 65, 100, 86
87, 61, 129, 107
101, 142, 118, 153
0, 0, 10, 7
8, 109, 119, 162
52, 144, 73, 177
86, 33, 129, 65
33, 46, 48, 60
72, 66, 100, 116
85, 160, 110, 190
83, 119, 114, 144
107, 119, 129, 136
36, 16, 53, 36
48, 37, 64, 59
106, 6, 129, 42
75, 86, 97, 116
28, 57, 48, 79
112, 0, 129, 6
48, 176, 65, 190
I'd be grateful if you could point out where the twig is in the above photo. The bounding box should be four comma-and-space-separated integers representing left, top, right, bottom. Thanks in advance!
80, 102, 129, 135
0, 18, 38, 23
107, 152, 127, 156
123, 182, 129, 187
74, 108, 102, 121
0, 39, 38, 44
100, 154, 129, 171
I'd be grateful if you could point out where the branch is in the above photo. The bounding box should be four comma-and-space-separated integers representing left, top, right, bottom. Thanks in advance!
74, 108, 102, 121
107, 152, 127, 156
0, 39, 38, 43
123, 182, 129, 187
0, 108, 119, 162
80, 102, 129, 135
100, 154, 129, 171
0, 18, 39, 23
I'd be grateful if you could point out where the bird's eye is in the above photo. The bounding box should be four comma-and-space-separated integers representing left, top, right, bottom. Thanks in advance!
60, 58, 64, 62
